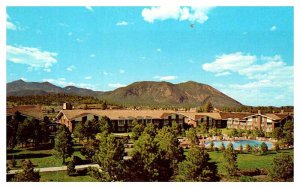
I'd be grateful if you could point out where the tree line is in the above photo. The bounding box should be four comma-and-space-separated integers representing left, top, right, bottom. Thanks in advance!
7, 111, 50, 149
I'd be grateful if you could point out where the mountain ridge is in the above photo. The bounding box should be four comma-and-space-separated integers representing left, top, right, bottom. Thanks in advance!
7, 79, 242, 108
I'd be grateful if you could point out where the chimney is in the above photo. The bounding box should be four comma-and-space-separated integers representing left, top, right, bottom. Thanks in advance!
258, 110, 261, 114
63, 102, 72, 110
281, 110, 284, 114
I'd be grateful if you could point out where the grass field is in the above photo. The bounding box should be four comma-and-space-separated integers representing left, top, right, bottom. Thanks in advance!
40, 171, 97, 182
208, 149, 294, 174
7, 145, 86, 169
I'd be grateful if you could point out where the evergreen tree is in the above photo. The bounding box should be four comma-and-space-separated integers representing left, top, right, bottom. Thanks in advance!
175, 146, 219, 181
131, 121, 144, 140
12, 160, 40, 182
223, 143, 238, 177
67, 160, 76, 176
260, 142, 268, 155
245, 143, 252, 153
54, 125, 73, 164
209, 141, 214, 151
92, 132, 126, 181
239, 144, 243, 154
270, 154, 293, 181
171, 121, 181, 137
186, 127, 199, 146
155, 126, 184, 179
220, 142, 225, 152
274, 142, 280, 153
203, 102, 213, 112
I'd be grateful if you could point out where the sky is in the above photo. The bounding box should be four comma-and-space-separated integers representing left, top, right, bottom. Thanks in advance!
6, 6, 293, 106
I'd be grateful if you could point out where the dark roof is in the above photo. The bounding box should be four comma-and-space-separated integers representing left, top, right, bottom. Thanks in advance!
219, 112, 253, 120
6, 105, 44, 120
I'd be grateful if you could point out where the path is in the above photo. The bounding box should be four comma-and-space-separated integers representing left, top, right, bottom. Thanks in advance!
7, 163, 100, 175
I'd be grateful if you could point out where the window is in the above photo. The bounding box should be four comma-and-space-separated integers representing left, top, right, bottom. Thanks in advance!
234, 118, 239, 124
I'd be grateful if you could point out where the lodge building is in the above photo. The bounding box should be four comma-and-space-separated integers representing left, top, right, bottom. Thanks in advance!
7, 104, 293, 133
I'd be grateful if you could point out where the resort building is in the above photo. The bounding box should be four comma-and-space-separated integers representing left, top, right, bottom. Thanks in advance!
55, 107, 293, 133
242, 111, 293, 132
179, 112, 227, 128
56, 109, 185, 132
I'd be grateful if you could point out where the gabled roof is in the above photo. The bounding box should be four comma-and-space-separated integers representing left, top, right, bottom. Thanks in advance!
178, 112, 222, 120
6, 105, 45, 120
219, 112, 253, 120
57, 109, 177, 121
243, 113, 292, 121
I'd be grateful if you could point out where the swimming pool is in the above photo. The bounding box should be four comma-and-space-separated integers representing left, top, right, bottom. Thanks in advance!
205, 140, 273, 149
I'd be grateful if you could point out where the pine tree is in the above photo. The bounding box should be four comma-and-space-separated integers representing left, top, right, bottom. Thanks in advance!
203, 102, 214, 112
54, 125, 73, 164
12, 160, 40, 182
260, 142, 268, 155
270, 154, 293, 181
92, 132, 126, 181
223, 143, 238, 177
175, 146, 219, 181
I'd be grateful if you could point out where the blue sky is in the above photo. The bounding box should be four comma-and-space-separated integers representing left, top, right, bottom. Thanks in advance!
6, 6, 293, 106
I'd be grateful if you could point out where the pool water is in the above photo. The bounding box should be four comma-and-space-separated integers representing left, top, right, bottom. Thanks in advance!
205, 140, 273, 149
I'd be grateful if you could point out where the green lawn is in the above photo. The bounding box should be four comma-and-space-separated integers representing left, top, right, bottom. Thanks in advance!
7, 146, 86, 169
40, 171, 97, 182
208, 149, 294, 174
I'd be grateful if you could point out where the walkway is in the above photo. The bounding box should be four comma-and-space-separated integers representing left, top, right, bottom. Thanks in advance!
7, 163, 100, 175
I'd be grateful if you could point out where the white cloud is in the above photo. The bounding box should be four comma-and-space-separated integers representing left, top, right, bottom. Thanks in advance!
84, 76, 92, 80
20, 77, 27, 81
103, 71, 108, 76
108, 83, 126, 88
66, 65, 76, 71
203, 52, 293, 106
154, 75, 177, 81
116, 21, 128, 26
7, 13, 17, 30
142, 6, 213, 24
7, 45, 57, 72
202, 52, 256, 74
90, 54, 95, 58
156, 48, 161, 52
43, 78, 96, 90
85, 6, 94, 12
270, 25, 277, 32
215, 72, 231, 77
119, 69, 125, 74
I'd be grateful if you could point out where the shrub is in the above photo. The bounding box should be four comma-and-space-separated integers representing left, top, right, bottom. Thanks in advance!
209, 141, 214, 151
220, 142, 225, 152
245, 143, 252, 153
77, 168, 88, 176
274, 142, 280, 153
260, 142, 268, 155
67, 160, 76, 176
12, 159, 40, 182
73, 155, 83, 165
239, 144, 243, 154
270, 154, 293, 181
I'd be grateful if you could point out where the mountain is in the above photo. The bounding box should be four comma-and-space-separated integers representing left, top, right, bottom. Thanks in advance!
7, 80, 242, 108
7, 79, 101, 96
99, 81, 242, 108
